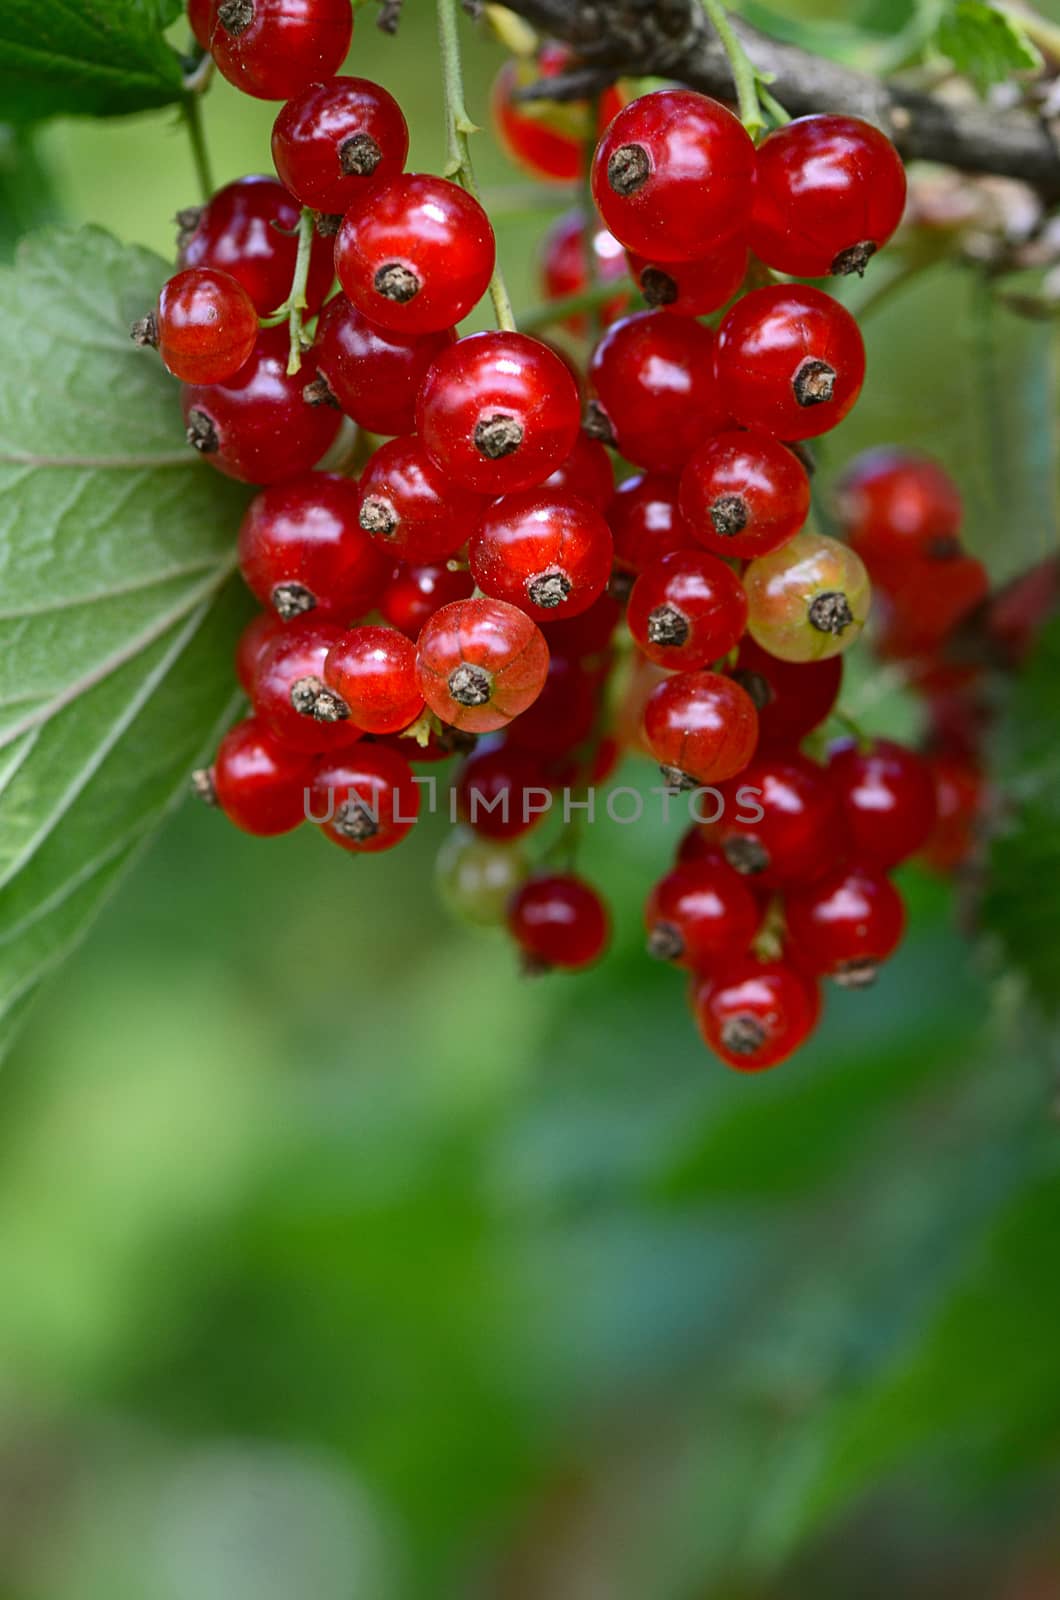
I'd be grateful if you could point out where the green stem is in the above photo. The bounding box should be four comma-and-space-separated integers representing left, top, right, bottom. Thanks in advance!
436, 0, 517, 332
259, 207, 316, 374
829, 706, 873, 751
180, 93, 214, 204
699, 0, 774, 138
758, 84, 791, 127
517, 276, 636, 334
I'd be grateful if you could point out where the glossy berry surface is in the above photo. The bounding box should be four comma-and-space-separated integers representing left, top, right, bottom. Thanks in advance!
643, 671, 759, 788
150, 267, 258, 385
750, 115, 908, 279
836, 447, 963, 586
786, 865, 906, 987
417, 331, 582, 496
589, 311, 730, 474
470, 490, 614, 621
378, 561, 475, 640
314, 295, 454, 439
713, 750, 840, 888
628, 550, 748, 670
715, 285, 866, 441
492, 43, 624, 183
591, 89, 755, 262
335, 173, 495, 335
235, 610, 284, 696
645, 860, 761, 971
542, 432, 615, 512
539, 208, 629, 332
358, 435, 487, 565
188, 0, 215, 50
505, 654, 598, 759
693, 959, 820, 1071
457, 744, 550, 840
271, 76, 409, 214
211, 716, 312, 836
727, 636, 842, 745
507, 874, 610, 971
416, 597, 550, 733
679, 431, 811, 560
322, 624, 423, 734
609, 473, 697, 574
310, 744, 420, 854
627, 237, 747, 317
744, 530, 872, 663
828, 737, 937, 868
237, 473, 389, 620
251, 618, 364, 753
181, 326, 341, 485
178, 174, 334, 315
209, 0, 354, 102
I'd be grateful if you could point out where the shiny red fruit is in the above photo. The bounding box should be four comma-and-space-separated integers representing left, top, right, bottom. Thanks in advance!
713, 750, 841, 888
539, 208, 629, 333
235, 611, 284, 696
211, 716, 313, 836
181, 326, 341, 485
504, 654, 598, 759
416, 597, 550, 733
643, 671, 759, 788
322, 624, 423, 734
836, 447, 963, 588
786, 865, 906, 987
627, 549, 748, 670
237, 473, 389, 620
626, 237, 747, 316
209, 0, 353, 101
378, 562, 475, 639
178, 174, 334, 315
357, 435, 488, 564
188, 0, 215, 50
507, 874, 610, 971
589, 311, 730, 473
609, 473, 698, 574
470, 490, 614, 621
417, 331, 582, 495
645, 860, 761, 971
539, 591, 621, 661
457, 743, 550, 839
310, 744, 420, 853
314, 295, 454, 438
750, 115, 907, 279
335, 173, 495, 334
542, 432, 615, 511
492, 43, 624, 183
727, 636, 842, 745
693, 958, 820, 1071
147, 266, 258, 385
251, 618, 364, 753
715, 285, 866, 441
679, 430, 811, 560
828, 737, 937, 869
591, 89, 755, 261
271, 76, 408, 214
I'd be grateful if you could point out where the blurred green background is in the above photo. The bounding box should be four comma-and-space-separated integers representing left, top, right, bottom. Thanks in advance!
2, 3, 1059, 1596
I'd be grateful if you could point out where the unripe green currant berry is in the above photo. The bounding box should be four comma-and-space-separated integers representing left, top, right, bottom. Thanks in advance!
435, 826, 530, 927
743, 530, 871, 662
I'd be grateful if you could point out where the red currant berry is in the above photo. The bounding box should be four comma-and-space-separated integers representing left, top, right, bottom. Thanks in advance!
627, 237, 747, 317
539, 590, 621, 661
378, 562, 474, 639
643, 671, 759, 789
321, 624, 423, 734
136, 267, 258, 385
505, 654, 598, 760
251, 617, 364, 752
679, 430, 811, 560
310, 743, 420, 854
235, 610, 284, 696
836, 448, 963, 587
357, 435, 487, 565
827, 737, 937, 869
744, 530, 872, 663
210, 0, 353, 101
750, 115, 907, 279
713, 750, 841, 888
507, 874, 610, 971
335, 173, 495, 335
645, 860, 761, 970
875, 553, 988, 658
492, 44, 624, 184
627, 550, 748, 670
786, 864, 906, 987
209, 715, 313, 836
715, 285, 866, 441
539, 208, 629, 333
541, 432, 615, 512
178, 175, 334, 315
920, 753, 983, 874
727, 636, 842, 745
416, 597, 550, 733
457, 743, 549, 839
238, 472, 389, 620
609, 472, 697, 576
271, 76, 408, 215
188, 0, 216, 51
417, 331, 582, 496
589, 311, 730, 474
692, 958, 820, 1071
181, 326, 341, 485
314, 295, 454, 438
591, 89, 755, 261
470, 490, 614, 621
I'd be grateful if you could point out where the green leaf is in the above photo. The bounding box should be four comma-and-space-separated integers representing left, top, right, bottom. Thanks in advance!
0, 225, 251, 1055
0, 0, 186, 124
0, 127, 60, 262
935, 1, 1043, 96
982, 617, 1060, 1016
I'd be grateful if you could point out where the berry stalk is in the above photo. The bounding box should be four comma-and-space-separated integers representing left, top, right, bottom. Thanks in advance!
259, 205, 316, 375
699, 0, 785, 139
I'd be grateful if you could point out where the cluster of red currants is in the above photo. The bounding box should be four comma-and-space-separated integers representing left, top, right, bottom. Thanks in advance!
135, 0, 972, 1071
